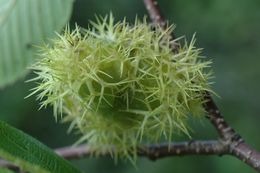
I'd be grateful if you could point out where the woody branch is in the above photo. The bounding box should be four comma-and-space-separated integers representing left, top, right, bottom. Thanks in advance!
143, 0, 260, 171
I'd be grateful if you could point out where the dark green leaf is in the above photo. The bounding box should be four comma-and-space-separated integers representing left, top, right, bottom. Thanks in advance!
0, 120, 82, 173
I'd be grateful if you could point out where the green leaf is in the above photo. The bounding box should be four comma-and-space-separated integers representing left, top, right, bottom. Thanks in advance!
0, 121, 82, 173
0, 0, 74, 88
0, 167, 15, 173
0, 0, 16, 26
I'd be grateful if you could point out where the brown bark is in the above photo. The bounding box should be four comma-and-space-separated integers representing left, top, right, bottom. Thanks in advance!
143, 0, 260, 171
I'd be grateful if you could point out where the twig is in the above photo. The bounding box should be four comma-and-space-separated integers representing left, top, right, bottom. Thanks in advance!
143, 0, 260, 171
137, 140, 227, 160
143, 0, 168, 32
0, 140, 228, 172
2, 140, 259, 171
203, 94, 260, 170
56, 140, 228, 160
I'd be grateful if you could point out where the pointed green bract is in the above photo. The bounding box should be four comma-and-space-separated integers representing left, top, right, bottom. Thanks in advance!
0, 121, 82, 173
30, 14, 213, 160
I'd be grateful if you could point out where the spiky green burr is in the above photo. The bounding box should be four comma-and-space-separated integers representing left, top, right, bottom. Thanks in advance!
29, 14, 212, 160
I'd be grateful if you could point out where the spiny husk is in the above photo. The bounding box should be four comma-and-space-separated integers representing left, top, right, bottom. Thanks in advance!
29, 14, 213, 161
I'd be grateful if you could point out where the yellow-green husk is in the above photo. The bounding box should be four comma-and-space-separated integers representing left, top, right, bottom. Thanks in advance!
29, 15, 212, 160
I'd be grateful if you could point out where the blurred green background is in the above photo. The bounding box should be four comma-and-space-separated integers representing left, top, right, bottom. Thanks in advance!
1, 0, 260, 172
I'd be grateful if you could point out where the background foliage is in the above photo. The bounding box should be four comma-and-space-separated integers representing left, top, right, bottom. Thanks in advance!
0, 0, 259, 172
